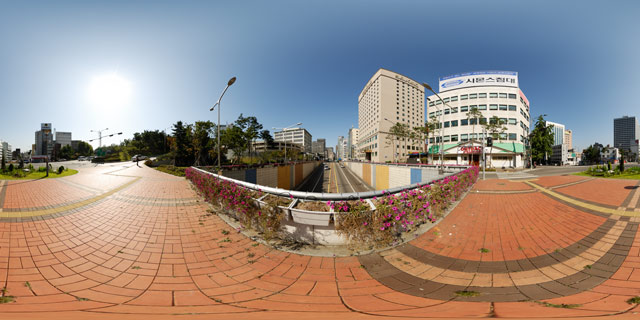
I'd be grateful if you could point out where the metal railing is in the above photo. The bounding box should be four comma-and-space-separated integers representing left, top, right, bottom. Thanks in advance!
191, 165, 469, 201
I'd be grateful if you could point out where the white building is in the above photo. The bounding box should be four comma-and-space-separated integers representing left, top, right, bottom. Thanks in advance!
602, 146, 620, 163
357, 68, 425, 162
274, 128, 312, 153
347, 127, 359, 159
0, 141, 12, 161
427, 71, 530, 168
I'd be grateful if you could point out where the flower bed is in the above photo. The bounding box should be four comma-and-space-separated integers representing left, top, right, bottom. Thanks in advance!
187, 166, 479, 247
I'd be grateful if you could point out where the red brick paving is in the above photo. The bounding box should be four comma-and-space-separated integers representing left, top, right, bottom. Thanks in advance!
472, 179, 533, 191
555, 178, 636, 207
534, 175, 591, 188
0, 166, 639, 318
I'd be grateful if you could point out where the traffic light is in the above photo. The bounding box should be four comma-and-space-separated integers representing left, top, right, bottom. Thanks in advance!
487, 137, 493, 147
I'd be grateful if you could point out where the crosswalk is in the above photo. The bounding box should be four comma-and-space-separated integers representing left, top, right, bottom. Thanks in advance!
496, 171, 538, 180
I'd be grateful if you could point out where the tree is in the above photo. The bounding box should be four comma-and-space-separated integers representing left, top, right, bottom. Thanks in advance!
413, 125, 429, 155
259, 130, 275, 148
582, 144, 602, 164
530, 115, 555, 165
426, 116, 440, 164
192, 121, 215, 166
234, 114, 263, 163
222, 125, 247, 164
386, 122, 406, 162
482, 116, 508, 168
59, 145, 74, 160
172, 121, 194, 166
1, 152, 5, 172
76, 141, 94, 157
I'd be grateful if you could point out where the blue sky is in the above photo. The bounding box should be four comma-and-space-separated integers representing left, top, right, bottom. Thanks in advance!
1, 0, 638, 152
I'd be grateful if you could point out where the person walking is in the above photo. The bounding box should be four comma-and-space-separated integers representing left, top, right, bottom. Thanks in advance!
136, 155, 140, 167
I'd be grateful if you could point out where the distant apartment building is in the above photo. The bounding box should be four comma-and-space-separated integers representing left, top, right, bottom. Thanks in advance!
348, 127, 359, 159
564, 129, 573, 150
614, 116, 639, 161
357, 68, 425, 162
311, 139, 326, 157
326, 147, 335, 161
0, 141, 12, 161
35, 123, 54, 158
274, 128, 312, 153
337, 136, 346, 160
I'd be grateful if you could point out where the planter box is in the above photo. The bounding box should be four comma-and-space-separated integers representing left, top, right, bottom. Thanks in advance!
254, 195, 295, 220
290, 200, 334, 226
334, 199, 376, 228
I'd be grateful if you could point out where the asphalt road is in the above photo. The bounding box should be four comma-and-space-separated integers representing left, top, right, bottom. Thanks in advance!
296, 162, 374, 193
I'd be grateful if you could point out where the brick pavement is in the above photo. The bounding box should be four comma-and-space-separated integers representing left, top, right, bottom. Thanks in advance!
0, 165, 639, 319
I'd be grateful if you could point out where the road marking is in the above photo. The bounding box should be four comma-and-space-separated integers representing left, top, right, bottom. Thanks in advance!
338, 164, 356, 193
333, 162, 340, 193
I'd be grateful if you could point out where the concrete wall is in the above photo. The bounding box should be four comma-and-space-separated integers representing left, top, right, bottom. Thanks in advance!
222, 161, 321, 190
345, 161, 460, 191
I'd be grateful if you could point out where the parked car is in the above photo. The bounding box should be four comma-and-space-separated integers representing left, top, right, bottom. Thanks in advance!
131, 155, 148, 162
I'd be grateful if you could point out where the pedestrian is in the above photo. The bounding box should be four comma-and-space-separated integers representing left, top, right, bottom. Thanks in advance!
136, 155, 140, 167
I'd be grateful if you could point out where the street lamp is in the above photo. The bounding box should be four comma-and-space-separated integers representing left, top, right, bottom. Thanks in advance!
273, 122, 302, 162
210, 76, 237, 170
383, 118, 398, 163
422, 83, 446, 174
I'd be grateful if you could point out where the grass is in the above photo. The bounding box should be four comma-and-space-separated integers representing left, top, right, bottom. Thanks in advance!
0, 296, 14, 304
455, 290, 480, 297
479, 248, 490, 253
627, 296, 640, 304
535, 301, 581, 308
154, 165, 187, 177
0, 169, 78, 180
573, 167, 640, 180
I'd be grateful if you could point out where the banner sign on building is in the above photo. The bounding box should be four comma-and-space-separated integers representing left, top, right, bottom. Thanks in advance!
459, 146, 482, 154
439, 71, 518, 92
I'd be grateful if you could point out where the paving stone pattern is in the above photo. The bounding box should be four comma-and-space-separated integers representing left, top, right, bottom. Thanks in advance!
0, 166, 639, 319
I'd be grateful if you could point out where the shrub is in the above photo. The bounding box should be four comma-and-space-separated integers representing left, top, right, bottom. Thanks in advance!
38, 166, 46, 172
144, 159, 153, 167
58, 166, 64, 174
8, 163, 14, 172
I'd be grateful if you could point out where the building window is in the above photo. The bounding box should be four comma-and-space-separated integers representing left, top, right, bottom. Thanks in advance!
508, 133, 517, 140
489, 104, 498, 110
478, 93, 487, 98
499, 104, 507, 110
470, 118, 477, 125
490, 93, 498, 98
451, 135, 458, 142
443, 97, 450, 103
508, 93, 517, 99
470, 105, 477, 111
450, 96, 458, 101
429, 101, 435, 107
499, 93, 507, 98
461, 119, 468, 126
444, 109, 450, 115
460, 106, 468, 112
429, 137, 435, 143
451, 120, 458, 127
478, 104, 487, 110
508, 105, 516, 111
443, 135, 450, 142
461, 94, 468, 100
499, 133, 507, 139
461, 134, 468, 141
508, 118, 517, 125
480, 117, 487, 125
469, 93, 477, 99
451, 107, 458, 113
444, 121, 450, 128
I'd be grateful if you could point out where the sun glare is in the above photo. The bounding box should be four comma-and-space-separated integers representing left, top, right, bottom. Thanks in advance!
87, 73, 132, 107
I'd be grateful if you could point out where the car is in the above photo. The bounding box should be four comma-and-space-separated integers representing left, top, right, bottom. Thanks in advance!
131, 155, 148, 162
324, 166, 330, 170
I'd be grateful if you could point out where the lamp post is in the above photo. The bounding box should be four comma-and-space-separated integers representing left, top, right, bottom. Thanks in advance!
383, 118, 398, 163
210, 76, 237, 171
422, 83, 446, 174
273, 123, 302, 162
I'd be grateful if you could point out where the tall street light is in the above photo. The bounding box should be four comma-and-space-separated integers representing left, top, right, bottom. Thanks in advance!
422, 83, 446, 174
383, 118, 398, 163
210, 76, 237, 170
273, 123, 302, 162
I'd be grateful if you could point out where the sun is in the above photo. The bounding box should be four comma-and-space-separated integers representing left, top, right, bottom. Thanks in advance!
87, 73, 132, 107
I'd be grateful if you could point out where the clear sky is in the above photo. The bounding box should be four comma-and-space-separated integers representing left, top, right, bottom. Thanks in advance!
1, 0, 638, 152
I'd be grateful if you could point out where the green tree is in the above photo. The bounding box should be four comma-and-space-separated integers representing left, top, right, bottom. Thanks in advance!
259, 129, 275, 148
76, 141, 94, 157
59, 145, 74, 160
222, 125, 247, 164
413, 125, 429, 155
1, 152, 5, 172
235, 114, 263, 162
385, 122, 406, 162
482, 116, 508, 168
530, 115, 555, 165
582, 144, 601, 164
426, 116, 440, 164
192, 121, 215, 166
172, 121, 194, 166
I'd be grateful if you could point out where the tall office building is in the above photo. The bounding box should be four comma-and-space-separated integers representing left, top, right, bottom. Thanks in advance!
0, 141, 11, 161
357, 69, 425, 162
347, 127, 359, 159
546, 121, 565, 146
274, 127, 312, 153
311, 139, 326, 157
337, 136, 346, 160
564, 129, 573, 150
55, 131, 72, 147
426, 71, 531, 168
613, 116, 639, 152
35, 123, 54, 158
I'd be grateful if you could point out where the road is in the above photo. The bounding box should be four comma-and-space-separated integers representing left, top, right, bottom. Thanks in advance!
296, 162, 374, 193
